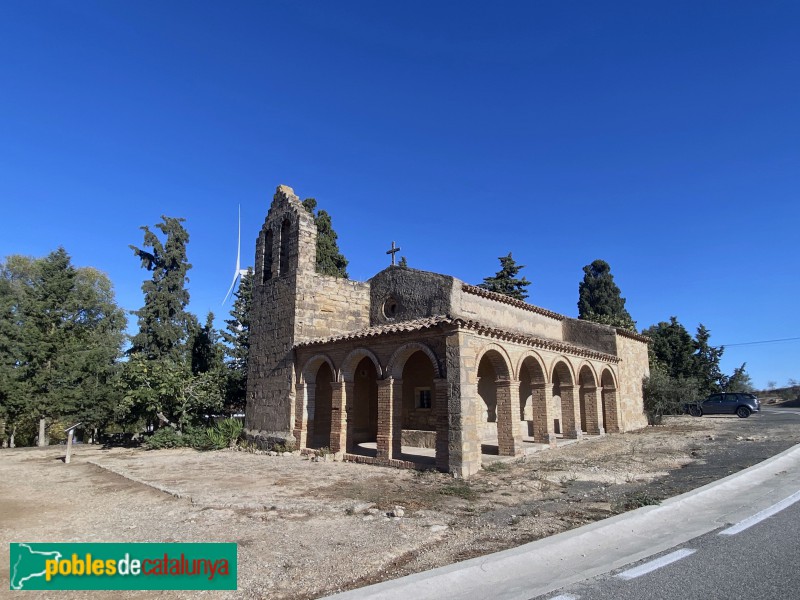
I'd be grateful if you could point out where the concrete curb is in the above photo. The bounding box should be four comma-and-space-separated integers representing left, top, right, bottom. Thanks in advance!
322, 443, 800, 600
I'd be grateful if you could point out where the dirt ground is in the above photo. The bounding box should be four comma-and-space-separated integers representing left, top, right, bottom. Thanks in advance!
2, 410, 799, 600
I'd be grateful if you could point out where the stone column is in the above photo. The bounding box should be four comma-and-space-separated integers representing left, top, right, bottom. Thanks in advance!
329, 381, 346, 453
496, 379, 523, 456
376, 378, 396, 462
293, 382, 315, 449
582, 385, 604, 435
560, 385, 583, 439
531, 382, 556, 446
433, 377, 449, 471
602, 386, 621, 433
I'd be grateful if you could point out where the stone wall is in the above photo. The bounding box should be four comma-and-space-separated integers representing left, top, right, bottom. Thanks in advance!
614, 331, 650, 431
296, 274, 370, 342
368, 266, 454, 325
451, 284, 564, 341
562, 318, 618, 356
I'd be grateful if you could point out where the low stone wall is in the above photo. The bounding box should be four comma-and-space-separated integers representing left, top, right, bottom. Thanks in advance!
401, 429, 436, 448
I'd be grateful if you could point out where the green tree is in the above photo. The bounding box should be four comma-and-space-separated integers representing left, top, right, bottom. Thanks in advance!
129, 216, 192, 361
577, 259, 636, 331
478, 252, 531, 301
302, 198, 349, 278
642, 317, 696, 380
642, 366, 698, 425
220, 269, 253, 415
725, 363, 754, 393
693, 324, 725, 397
0, 250, 126, 446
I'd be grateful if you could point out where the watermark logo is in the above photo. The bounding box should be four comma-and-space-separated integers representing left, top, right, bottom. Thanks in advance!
9, 543, 237, 590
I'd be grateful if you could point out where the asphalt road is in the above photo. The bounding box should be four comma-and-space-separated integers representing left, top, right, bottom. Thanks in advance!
325, 408, 800, 600
535, 493, 800, 600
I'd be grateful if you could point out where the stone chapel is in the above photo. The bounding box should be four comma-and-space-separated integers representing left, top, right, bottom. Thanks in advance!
244, 185, 650, 477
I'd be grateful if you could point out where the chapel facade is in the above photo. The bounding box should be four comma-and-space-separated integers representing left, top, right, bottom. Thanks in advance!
244, 185, 650, 477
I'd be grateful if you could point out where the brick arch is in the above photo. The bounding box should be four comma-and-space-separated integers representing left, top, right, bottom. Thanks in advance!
387, 343, 442, 380
551, 358, 575, 386
600, 367, 618, 389
516, 352, 548, 384
340, 348, 383, 383
475, 343, 513, 381
299, 354, 338, 384
577, 363, 598, 388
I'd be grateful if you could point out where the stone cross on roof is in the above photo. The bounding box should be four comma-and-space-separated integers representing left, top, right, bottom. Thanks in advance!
386, 241, 401, 266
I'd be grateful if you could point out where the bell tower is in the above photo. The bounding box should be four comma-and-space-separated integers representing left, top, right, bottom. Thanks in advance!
245, 185, 317, 446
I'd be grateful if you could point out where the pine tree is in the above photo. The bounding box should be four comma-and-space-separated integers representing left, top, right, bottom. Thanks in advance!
478, 253, 531, 301
302, 198, 349, 278
0, 250, 126, 445
725, 363, 754, 393
220, 269, 252, 415
693, 324, 725, 397
129, 216, 192, 361
577, 259, 636, 331
642, 317, 696, 380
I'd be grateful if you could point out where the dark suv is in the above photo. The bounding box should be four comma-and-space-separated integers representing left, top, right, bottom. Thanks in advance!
686, 392, 760, 418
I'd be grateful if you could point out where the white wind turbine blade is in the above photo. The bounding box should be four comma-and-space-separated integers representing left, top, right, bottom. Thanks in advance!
222, 205, 244, 305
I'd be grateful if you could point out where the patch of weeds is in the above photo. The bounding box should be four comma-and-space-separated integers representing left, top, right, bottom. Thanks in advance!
620, 491, 661, 511
272, 441, 296, 453
344, 507, 355, 516
483, 461, 510, 473
439, 481, 478, 501
317, 446, 332, 457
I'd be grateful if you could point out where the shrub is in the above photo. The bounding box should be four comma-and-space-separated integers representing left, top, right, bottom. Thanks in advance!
643, 369, 698, 425
144, 427, 183, 450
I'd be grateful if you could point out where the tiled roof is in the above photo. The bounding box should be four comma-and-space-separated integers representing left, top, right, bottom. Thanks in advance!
296, 315, 619, 363
615, 328, 651, 343
295, 316, 454, 347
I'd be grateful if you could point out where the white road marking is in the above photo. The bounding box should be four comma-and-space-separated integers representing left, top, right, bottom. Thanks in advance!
719, 489, 800, 535
548, 595, 579, 600
616, 549, 696, 580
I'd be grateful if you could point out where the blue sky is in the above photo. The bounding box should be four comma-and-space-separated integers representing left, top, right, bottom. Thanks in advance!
1, 1, 798, 389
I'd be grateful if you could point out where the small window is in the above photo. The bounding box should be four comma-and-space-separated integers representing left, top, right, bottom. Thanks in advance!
416, 387, 432, 409
383, 296, 399, 319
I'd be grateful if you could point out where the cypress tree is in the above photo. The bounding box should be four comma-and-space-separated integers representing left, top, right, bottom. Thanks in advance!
220, 269, 252, 415
577, 259, 636, 331
478, 252, 531, 301
129, 216, 192, 361
693, 324, 725, 396
302, 198, 349, 278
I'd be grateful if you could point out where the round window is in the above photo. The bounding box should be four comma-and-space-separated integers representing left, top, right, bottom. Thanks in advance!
383, 297, 399, 319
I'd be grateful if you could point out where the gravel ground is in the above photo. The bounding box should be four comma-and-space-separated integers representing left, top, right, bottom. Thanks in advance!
2, 409, 798, 600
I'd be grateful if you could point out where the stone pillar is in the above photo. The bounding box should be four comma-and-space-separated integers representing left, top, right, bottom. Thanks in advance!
376, 378, 396, 462
560, 385, 583, 439
582, 385, 604, 435
602, 386, 621, 433
496, 379, 523, 456
531, 382, 556, 446
293, 382, 315, 449
433, 377, 449, 471
329, 381, 346, 453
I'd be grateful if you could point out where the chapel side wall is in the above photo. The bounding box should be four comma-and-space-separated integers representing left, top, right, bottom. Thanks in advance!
296, 274, 370, 342
614, 333, 650, 431
562, 318, 618, 355
451, 287, 564, 340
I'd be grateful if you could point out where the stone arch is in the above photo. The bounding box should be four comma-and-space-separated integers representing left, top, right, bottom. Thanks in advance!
340, 348, 383, 383
387, 343, 442, 380
601, 367, 621, 433
475, 343, 513, 381
577, 364, 598, 434
300, 354, 338, 384
517, 353, 547, 434
552, 359, 579, 438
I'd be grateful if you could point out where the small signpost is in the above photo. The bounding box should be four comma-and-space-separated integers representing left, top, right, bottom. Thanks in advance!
64, 422, 82, 464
